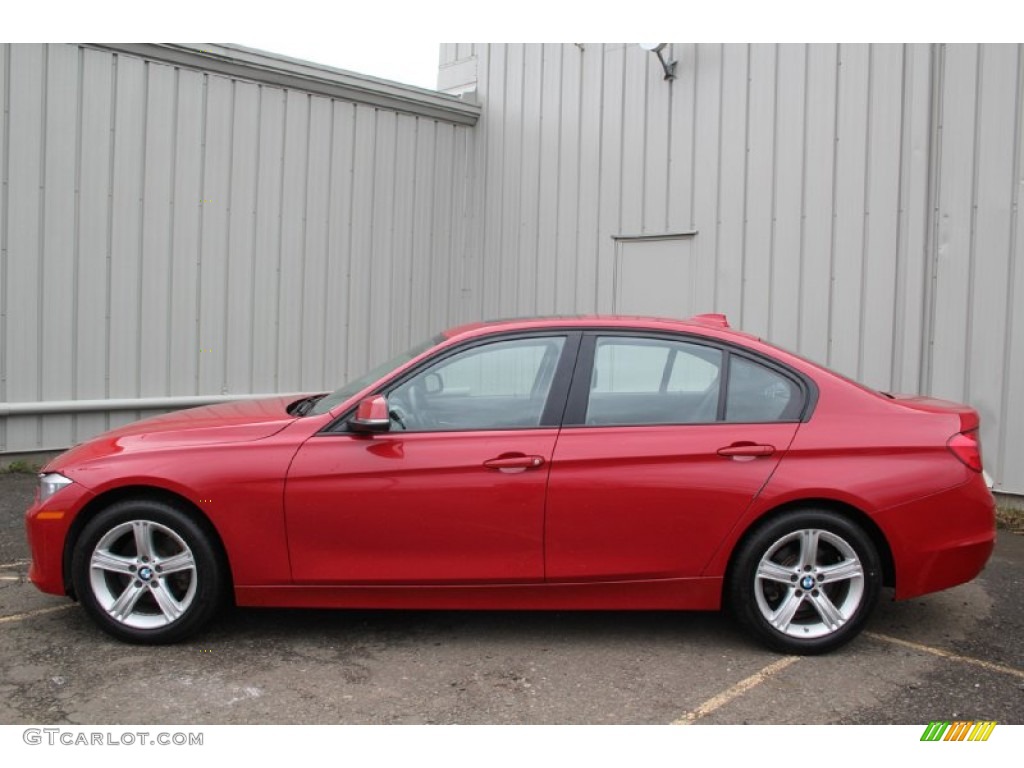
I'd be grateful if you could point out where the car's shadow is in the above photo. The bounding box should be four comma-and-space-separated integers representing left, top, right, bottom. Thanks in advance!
36, 585, 983, 660
203, 606, 753, 653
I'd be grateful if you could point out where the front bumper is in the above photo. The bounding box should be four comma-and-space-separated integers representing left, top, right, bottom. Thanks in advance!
24, 481, 95, 596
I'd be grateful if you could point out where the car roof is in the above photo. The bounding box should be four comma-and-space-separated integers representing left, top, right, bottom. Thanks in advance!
442, 313, 761, 342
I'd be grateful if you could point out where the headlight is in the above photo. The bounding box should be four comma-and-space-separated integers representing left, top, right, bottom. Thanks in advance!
38, 473, 73, 502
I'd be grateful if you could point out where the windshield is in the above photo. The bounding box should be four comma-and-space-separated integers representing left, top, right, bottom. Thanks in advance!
308, 334, 444, 416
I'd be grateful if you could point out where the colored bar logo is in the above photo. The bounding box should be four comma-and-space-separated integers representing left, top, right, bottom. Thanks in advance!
920, 721, 997, 741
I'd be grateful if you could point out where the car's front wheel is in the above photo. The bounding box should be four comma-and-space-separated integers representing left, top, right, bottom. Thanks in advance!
71, 499, 224, 644
728, 509, 882, 654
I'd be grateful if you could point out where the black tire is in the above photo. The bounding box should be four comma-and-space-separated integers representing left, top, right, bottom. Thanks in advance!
71, 499, 224, 644
728, 509, 882, 655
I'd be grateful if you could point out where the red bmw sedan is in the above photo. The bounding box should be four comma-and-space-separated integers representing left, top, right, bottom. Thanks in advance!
25, 315, 996, 653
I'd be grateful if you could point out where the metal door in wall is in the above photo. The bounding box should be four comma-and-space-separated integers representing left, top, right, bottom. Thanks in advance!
612, 236, 697, 319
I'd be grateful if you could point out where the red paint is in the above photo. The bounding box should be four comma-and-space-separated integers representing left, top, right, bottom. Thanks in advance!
285, 430, 555, 583
25, 315, 996, 621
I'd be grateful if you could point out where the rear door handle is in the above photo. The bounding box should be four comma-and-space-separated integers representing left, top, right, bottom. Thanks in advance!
483, 454, 546, 471
717, 443, 776, 458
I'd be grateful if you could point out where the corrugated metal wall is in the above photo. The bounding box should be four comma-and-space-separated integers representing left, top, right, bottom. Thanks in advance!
4, 42, 1023, 497
927, 45, 1024, 499
0, 44, 476, 453
443, 43, 1024, 494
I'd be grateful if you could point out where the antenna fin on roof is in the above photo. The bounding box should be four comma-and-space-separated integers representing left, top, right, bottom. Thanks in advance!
689, 313, 730, 328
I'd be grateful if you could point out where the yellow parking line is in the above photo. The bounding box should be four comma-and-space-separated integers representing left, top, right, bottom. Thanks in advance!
672, 656, 801, 724
0, 604, 75, 625
866, 632, 1024, 680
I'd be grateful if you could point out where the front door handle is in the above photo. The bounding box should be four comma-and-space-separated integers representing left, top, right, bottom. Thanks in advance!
717, 443, 776, 458
483, 454, 546, 471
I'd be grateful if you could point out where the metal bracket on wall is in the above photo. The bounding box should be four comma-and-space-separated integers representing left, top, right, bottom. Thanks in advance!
611, 231, 698, 242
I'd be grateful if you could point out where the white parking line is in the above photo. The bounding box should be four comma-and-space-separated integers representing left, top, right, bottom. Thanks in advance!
0, 604, 75, 625
672, 656, 801, 724
866, 632, 1024, 680
0, 560, 29, 570
0, 576, 22, 581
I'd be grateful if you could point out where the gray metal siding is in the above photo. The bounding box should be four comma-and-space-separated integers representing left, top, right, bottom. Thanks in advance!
1002, 51, 1024, 498
927, 45, 1024, 492
456, 43, 1024, 494
0, 43, 474, 453
0, 45, 6, 454
5, 45, 46, 450
4, 41, 1024, 497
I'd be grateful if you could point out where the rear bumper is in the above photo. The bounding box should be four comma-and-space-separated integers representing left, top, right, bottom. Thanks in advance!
876, 474, 996, 600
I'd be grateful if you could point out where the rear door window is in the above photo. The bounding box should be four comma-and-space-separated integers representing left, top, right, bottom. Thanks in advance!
586, 337, 723, 425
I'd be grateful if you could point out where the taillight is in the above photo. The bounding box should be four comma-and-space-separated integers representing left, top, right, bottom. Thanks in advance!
947, 429, 983, 472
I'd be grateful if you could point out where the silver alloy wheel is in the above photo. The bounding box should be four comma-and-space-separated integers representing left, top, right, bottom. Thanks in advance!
88, 520, 198, 629
753, 528, 865, 639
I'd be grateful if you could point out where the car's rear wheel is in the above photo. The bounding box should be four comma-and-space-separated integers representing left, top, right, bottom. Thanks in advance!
729, 509, 882, 654
71, 499, 224, 644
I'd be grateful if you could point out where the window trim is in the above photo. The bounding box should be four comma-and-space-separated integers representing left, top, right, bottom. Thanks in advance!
563, 330, 816, 428
716, 348, 732, 421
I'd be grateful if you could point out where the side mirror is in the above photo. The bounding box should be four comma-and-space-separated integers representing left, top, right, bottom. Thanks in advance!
349, 394, 391, 433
